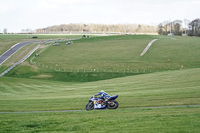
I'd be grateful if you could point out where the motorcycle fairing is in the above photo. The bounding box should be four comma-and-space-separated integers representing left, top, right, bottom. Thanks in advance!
108, 95, 118, 100
93, 100, 106, 109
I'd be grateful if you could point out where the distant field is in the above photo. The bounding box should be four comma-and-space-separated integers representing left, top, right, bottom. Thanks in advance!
33, 35, 200, 70
5, 35, 200, 82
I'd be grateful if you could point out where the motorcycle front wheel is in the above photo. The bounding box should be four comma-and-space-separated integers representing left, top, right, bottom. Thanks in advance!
85, 102, 94, 111
107, 100, 119, 109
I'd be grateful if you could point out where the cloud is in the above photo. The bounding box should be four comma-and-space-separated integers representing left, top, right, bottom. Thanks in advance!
35, 0, 96, 10
0, 3, 16, 14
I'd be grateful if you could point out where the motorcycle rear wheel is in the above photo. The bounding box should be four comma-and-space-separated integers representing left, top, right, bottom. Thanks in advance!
107, 100, 118, 109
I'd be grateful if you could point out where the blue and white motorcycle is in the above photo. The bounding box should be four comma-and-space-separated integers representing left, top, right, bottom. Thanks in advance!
85, 95, 119, 111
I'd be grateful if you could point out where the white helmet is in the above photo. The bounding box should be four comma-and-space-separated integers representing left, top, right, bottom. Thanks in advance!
100, 90, 105, 96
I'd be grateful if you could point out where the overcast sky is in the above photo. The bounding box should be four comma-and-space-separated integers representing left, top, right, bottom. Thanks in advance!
0, 0, 199, 33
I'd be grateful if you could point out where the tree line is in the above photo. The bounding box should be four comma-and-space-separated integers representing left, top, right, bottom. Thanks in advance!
158, 18, 200, 36
36, 23, 157, 34
188, 18, 200, 36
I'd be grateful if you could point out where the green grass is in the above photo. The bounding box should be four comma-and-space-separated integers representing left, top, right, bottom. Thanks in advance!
33, 35, 200, 70
0, 107, 199, 133
0, 67, 200, 132
1, 35, 200, 132
33, 35, 157, 70
0, 68, 199, 111
5, 35, 200, 82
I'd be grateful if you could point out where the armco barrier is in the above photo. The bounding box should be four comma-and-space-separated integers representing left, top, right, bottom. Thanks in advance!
0, 44, 41, 77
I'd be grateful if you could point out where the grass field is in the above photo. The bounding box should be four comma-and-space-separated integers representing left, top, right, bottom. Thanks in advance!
5, 35, 200, 82
0, 67, 200, 132
0, 107, 200, 133
0, 67, 200, 111
32, 35, 200, 70
0, 34, 200, 132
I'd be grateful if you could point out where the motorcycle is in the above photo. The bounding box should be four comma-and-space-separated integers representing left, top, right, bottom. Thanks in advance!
85, 95, 119, 111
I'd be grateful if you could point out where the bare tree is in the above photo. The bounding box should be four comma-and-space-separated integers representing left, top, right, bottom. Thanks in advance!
173, 20, 182, 35
3, 28, 7, 34
188, 18, 200, 36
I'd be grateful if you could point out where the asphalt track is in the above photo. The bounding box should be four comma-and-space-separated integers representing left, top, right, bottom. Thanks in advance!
0, 105, 199, 114
0, 44, 41, 77
0, 41, 39, 65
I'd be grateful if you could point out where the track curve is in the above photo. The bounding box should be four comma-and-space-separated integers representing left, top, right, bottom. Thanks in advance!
0, 41, 40, 65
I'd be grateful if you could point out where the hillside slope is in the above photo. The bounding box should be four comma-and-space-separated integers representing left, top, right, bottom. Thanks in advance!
0, 68, 199, 111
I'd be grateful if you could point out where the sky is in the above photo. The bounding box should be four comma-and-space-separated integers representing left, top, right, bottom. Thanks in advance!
0, 0, 199, 33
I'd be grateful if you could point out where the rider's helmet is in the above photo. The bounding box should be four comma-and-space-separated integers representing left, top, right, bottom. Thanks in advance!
100, 90, 105, 96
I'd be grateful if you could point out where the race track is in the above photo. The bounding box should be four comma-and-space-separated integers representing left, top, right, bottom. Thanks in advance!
0, 41, 39, 65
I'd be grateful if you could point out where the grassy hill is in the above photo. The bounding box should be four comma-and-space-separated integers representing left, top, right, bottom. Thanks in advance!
1, 67, 199, 111
5, 35, 200, 82
0, 67, 200, 132
31, 35, 200, 70
1, 34, 200, 132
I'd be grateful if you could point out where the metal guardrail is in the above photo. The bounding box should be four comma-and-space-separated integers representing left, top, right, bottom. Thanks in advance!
0, 44, 41, 77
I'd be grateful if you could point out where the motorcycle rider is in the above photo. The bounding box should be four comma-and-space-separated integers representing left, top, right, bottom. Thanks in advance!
93, 90, 110, 100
